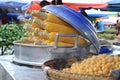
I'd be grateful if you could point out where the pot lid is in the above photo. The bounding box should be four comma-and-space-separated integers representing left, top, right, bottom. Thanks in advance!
42, 5, 100, 53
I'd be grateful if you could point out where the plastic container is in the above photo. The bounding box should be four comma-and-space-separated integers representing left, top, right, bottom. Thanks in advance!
99, 45, 112, 54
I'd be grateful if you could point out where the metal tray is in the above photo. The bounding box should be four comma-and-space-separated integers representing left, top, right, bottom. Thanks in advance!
42, 5, 100, 53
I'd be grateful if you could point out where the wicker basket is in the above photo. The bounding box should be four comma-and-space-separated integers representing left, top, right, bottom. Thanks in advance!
42, 57, 116, 80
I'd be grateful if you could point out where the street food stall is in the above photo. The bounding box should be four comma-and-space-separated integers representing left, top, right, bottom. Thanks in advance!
0, 5, 120, 80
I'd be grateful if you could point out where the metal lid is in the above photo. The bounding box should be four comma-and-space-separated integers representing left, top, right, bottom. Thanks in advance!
42, 5, 100, 53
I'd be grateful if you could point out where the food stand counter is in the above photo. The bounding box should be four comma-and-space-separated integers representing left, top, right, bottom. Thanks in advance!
0, 55, 48, 80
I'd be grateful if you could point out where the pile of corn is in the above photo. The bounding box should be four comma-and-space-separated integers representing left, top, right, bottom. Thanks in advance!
19, 10, 87, 46
63, 54, 120, 76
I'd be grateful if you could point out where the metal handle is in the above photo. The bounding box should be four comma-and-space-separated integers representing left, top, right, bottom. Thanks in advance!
53, 33, 79, 49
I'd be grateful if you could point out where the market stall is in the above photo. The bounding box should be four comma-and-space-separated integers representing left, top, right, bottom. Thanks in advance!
1, 5, 120, 80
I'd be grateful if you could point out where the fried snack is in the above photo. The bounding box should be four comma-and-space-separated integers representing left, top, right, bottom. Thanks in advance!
63, 54, 120, 76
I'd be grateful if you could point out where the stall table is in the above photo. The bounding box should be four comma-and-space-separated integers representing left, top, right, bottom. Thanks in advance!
0, 55, 48, 80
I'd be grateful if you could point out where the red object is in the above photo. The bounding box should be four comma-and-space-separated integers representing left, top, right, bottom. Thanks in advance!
25, 1, 108, 11
26, 2, 41, 11
63, 3, 108, 10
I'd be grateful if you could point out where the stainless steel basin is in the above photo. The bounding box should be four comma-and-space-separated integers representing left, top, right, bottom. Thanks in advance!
0, 64, 14, 80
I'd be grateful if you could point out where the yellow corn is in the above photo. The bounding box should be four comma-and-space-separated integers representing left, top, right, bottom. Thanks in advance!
28, 18, 33, 24
45, 12, 71, 26
20, 18, 30, 23
38, 21, 79, 34
45, 39, 51, 43
23, 24, 34, 32
32, 35, 41, 40
31, 11, 74, 27
34, 39, 43, 45
24, 32, 32, 37
49, 41, 73, 46
30, 10, 47, 20
20, 37, 34, 44
43, 39, 73, 46
42, 39, 51, 45
36, 31, 87, 45
32, 17, 44, 29
49, 32, 87, 45
30, 29, 48, 40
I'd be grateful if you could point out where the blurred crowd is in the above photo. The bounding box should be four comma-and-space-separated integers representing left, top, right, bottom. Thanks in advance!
0, 8, 8, 25
0, 0, 64, 25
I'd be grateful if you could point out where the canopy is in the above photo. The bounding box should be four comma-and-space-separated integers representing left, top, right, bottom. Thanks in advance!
0, 1, 28, 13
100, 0, 120, 11
63, 3, 108, 10
22, 0, 109, 11
85, 9, 107, 17
108, 0, 120, 5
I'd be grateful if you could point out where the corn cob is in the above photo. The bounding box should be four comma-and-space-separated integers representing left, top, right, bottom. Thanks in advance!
34, 39, 43, 45
32, 30, 87, 45
28, 18, 33, 24
20, 18, 30, 23
45, 12, 71, 26
30, 29, 47, 40
20, 37, 34, 44
42, 39, 73, 46
23, 23, 35, 32
36, 31, 87, 45
37, 21, 79, 34
49, 41, 73, 46
30, 10, 47, 20
32, 17, 44, 29
24, 32, 32, 37
31, 11, 74, 27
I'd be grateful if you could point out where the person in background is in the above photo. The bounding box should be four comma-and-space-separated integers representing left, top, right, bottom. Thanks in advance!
116, 19, 120, 36
52, 0, 56, 5
0, 8, 3, 25
116, 19, 120, 40
40, 0, 50, 8
57, 0, 63, 5
1, 9, 8, 24
80, 8, 88, 18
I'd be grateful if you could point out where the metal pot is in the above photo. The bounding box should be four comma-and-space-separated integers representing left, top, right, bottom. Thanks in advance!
12, 34, 93, 66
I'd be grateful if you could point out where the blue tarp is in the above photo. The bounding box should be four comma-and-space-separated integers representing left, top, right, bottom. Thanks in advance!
85, 9, 107, 18
108, 0, 120, 8
100, 7, 120, 12
87, 14, 107, 17
108, 0, 120, 4
100, 0, 120, 11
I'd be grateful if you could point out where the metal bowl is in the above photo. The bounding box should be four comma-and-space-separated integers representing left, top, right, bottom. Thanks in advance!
13, 40, 52, 66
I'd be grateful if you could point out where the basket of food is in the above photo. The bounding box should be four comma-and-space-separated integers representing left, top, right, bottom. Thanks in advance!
42, 54, 120, 80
